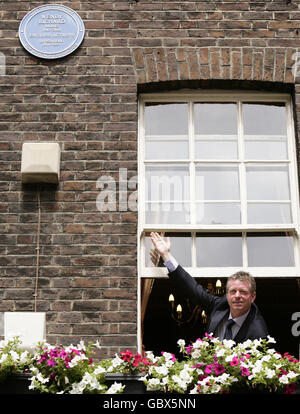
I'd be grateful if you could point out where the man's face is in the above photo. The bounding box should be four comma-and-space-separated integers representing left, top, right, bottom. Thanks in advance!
226, 279, 256, 318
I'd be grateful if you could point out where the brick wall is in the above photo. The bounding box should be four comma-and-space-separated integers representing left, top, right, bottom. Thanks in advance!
0, 0, 299, 357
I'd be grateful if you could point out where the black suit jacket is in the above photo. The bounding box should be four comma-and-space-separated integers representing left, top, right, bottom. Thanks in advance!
168, 265, 269, 343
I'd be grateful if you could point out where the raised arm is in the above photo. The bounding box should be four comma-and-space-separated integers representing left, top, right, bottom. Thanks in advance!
150, 232, 219, 313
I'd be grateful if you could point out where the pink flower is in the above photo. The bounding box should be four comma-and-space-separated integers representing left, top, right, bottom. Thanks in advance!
230, 357, 239, 366
214, 363, 226, 376
47, 359, 56, 367
120, 350, 134, 362
240, 366, 250, 376
186, 345, 193, 355
284, 383, 296, 394
204, 365, 213, 374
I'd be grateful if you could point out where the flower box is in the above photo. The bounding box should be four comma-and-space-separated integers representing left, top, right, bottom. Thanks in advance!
105, 373, 146, 394
0, 373, 38, 395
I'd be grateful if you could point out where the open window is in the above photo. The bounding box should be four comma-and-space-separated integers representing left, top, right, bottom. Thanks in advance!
138, 91, 300, 354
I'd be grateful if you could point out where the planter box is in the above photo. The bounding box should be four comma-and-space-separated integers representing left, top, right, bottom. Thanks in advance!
0, 373, 38, 395
105, 373, 146, 394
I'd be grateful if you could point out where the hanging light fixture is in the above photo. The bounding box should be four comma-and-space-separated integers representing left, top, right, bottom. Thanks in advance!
168, 279, 225, 328
168, 294, 205, 328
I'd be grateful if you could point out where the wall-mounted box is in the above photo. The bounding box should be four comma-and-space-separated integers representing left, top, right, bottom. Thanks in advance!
21, 142, 60, 184
4, 312, 46, 350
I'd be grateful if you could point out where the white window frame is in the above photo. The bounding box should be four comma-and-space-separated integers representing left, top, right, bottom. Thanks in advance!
137, 91, 300, 279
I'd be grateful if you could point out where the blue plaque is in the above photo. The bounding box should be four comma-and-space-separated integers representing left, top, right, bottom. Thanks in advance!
19, 4, 85, 59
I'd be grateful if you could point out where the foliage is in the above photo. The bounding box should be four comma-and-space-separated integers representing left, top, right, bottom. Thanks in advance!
142, 335, 300, 394
0, 337, 34, 383
29, 341, 103, 394
1, 335, 299, 394
101, 349, 153, 375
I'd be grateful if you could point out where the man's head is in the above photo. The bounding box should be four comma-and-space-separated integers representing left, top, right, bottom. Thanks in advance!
226, 271, 256, 318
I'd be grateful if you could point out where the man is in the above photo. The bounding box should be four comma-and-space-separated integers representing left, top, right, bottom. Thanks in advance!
150, 232, 269, 343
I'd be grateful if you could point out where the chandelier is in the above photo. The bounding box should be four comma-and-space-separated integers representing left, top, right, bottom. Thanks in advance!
168, 279, 225, 328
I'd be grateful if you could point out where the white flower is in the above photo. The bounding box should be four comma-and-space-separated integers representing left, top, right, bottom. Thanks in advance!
216, 373, 231, 384
106, 382, 124, 394
193, 339, 208, 349
148, 378, 161, 389
177, 339, 185, 351
279, 375, 289, 384
210, 383, 221, 393
179, 369, 192, 382
36, 372, 49, 384
172, 374, 188, 391
190, 385, 198, 394
225, 354, 235, 363
68, 354, 87, 368
93, 365, 106, 375
0, 353, 8, 363
261, 355, 271, 363
191, 349, 202, 358
240, 339, 253, 349
215, 347, 226, 358
111, 354, 124, 368
274, 353, 282, 360
267, 336, 276, 344
145, 351, 157, 363
253, 339, 262, 347
10, 350, 19, 362
162, 352, 175, 360
77, 340, 86, 351
20, 351, 29, 364
223, 339, 236, 348
69, 382, 85, 394
266, 369, 276, 379
154, 365, 169, 376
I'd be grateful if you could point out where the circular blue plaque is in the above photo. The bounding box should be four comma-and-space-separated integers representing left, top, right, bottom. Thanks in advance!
19, 4, 85, 59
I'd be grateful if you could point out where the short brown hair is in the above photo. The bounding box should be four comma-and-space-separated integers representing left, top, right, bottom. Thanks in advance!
226, 271, 256, 295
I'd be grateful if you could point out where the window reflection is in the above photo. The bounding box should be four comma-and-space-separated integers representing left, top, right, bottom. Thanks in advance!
247, 232, 295, 266
246, 164, 290, 201
195, 103, 238, 159
196, 233, 242, 267
145, 232, 192, 267
196, 164, 240, 200
145, 103, 189, 160
243, 103, 287, 160
145, 164, 190, 202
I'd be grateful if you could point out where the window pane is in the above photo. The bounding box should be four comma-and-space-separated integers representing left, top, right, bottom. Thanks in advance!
145, 202, 190, 224
245, 138, 288, 160
248, 203, 292, 224
145, 164, 190, 202
145, 233, 191, 267
246, 164, 290, 200
243, 103, 287, 135
243, 103, 287, 160
196, 164, 240, 200
196, 202, 241, 224
196, 233, 242, 267
247, 233, 294, 266
195, 103, 238, 159
145, 103, 189, 160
